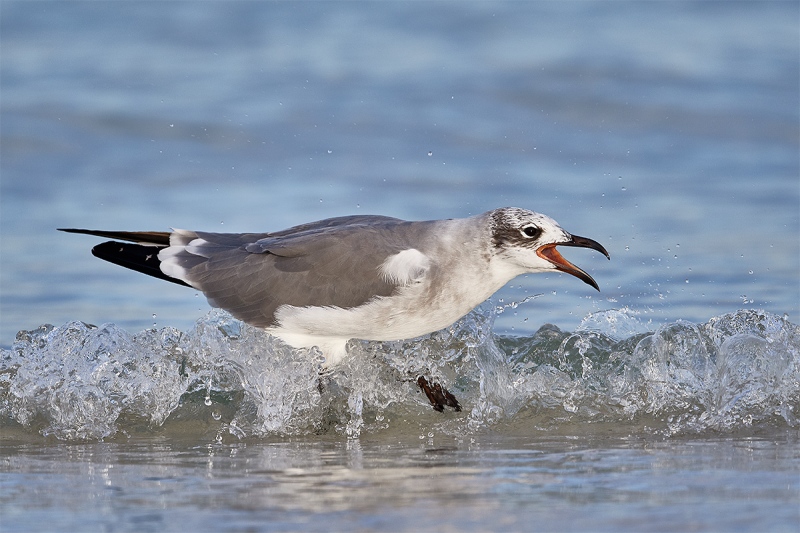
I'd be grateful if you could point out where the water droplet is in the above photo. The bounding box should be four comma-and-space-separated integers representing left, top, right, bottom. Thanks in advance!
427, 151, 433, 156
204, 395, 212, 406
327, 149, 333, 154
748, 270, 754, 275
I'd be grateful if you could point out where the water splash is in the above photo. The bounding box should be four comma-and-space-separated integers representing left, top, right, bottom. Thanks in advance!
1, 307, 797, 441
1, 322, 187, 440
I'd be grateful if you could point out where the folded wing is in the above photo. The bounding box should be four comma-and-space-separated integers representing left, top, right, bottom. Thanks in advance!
59, 215, 416, 328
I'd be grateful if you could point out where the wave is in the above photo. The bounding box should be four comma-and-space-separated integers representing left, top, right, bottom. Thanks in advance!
1, 306, 798, 441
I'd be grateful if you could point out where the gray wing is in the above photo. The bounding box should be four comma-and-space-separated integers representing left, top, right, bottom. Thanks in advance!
167, 216, 420, 328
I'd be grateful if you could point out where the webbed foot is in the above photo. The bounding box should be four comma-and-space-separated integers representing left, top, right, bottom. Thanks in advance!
417, 376, 461, 412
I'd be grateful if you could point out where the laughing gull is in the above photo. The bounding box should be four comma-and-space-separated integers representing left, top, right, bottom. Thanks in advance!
61, 207, 609, 410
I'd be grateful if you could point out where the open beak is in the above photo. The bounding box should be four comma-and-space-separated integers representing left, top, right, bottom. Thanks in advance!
536, 235, 610, 291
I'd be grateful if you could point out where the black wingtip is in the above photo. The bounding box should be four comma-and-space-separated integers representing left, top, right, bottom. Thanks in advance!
89, 240, 191, 288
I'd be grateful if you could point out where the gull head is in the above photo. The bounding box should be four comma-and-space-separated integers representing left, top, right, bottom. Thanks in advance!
488, 207, 610, 290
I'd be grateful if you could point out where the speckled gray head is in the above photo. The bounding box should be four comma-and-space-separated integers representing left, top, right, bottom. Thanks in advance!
488, 207, 610, 290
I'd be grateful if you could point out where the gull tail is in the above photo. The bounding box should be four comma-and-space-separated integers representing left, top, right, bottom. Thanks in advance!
58, 228, 191, 287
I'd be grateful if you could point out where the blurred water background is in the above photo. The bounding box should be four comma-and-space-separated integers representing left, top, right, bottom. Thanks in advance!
1, 2, 798, 532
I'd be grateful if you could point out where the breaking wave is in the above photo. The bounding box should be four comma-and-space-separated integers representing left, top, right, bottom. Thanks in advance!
2, 306, 798, 441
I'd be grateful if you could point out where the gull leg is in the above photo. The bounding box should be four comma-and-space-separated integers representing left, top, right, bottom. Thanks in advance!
417, 376, 461, 412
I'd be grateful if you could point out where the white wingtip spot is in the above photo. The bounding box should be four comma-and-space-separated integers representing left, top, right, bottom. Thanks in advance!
157, 229, 200, 287
158, 258, 190, 284
380, 248, 431, 285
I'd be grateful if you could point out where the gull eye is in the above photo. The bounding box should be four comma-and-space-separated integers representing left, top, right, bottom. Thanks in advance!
522, 225, 541, 239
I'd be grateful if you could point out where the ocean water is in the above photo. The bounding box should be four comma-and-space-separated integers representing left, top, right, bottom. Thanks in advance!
1, 2, 798, 532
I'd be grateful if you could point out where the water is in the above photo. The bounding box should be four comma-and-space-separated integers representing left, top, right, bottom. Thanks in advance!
3, 307, 799, 531
4, 306, 800, 440
1, 2, 798, 531
2, 435, 797, 532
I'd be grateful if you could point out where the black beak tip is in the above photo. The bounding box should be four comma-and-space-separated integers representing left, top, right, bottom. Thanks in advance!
584, 274, 601, 292
558, 234, 608, 290
564, 234, 610, 259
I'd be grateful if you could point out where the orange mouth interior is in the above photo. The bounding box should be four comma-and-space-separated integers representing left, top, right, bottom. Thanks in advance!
536, 243, 574, 272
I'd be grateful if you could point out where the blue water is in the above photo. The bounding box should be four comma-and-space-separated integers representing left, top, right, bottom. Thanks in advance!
2, 1, 797, 342
1, 2, 798, 532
